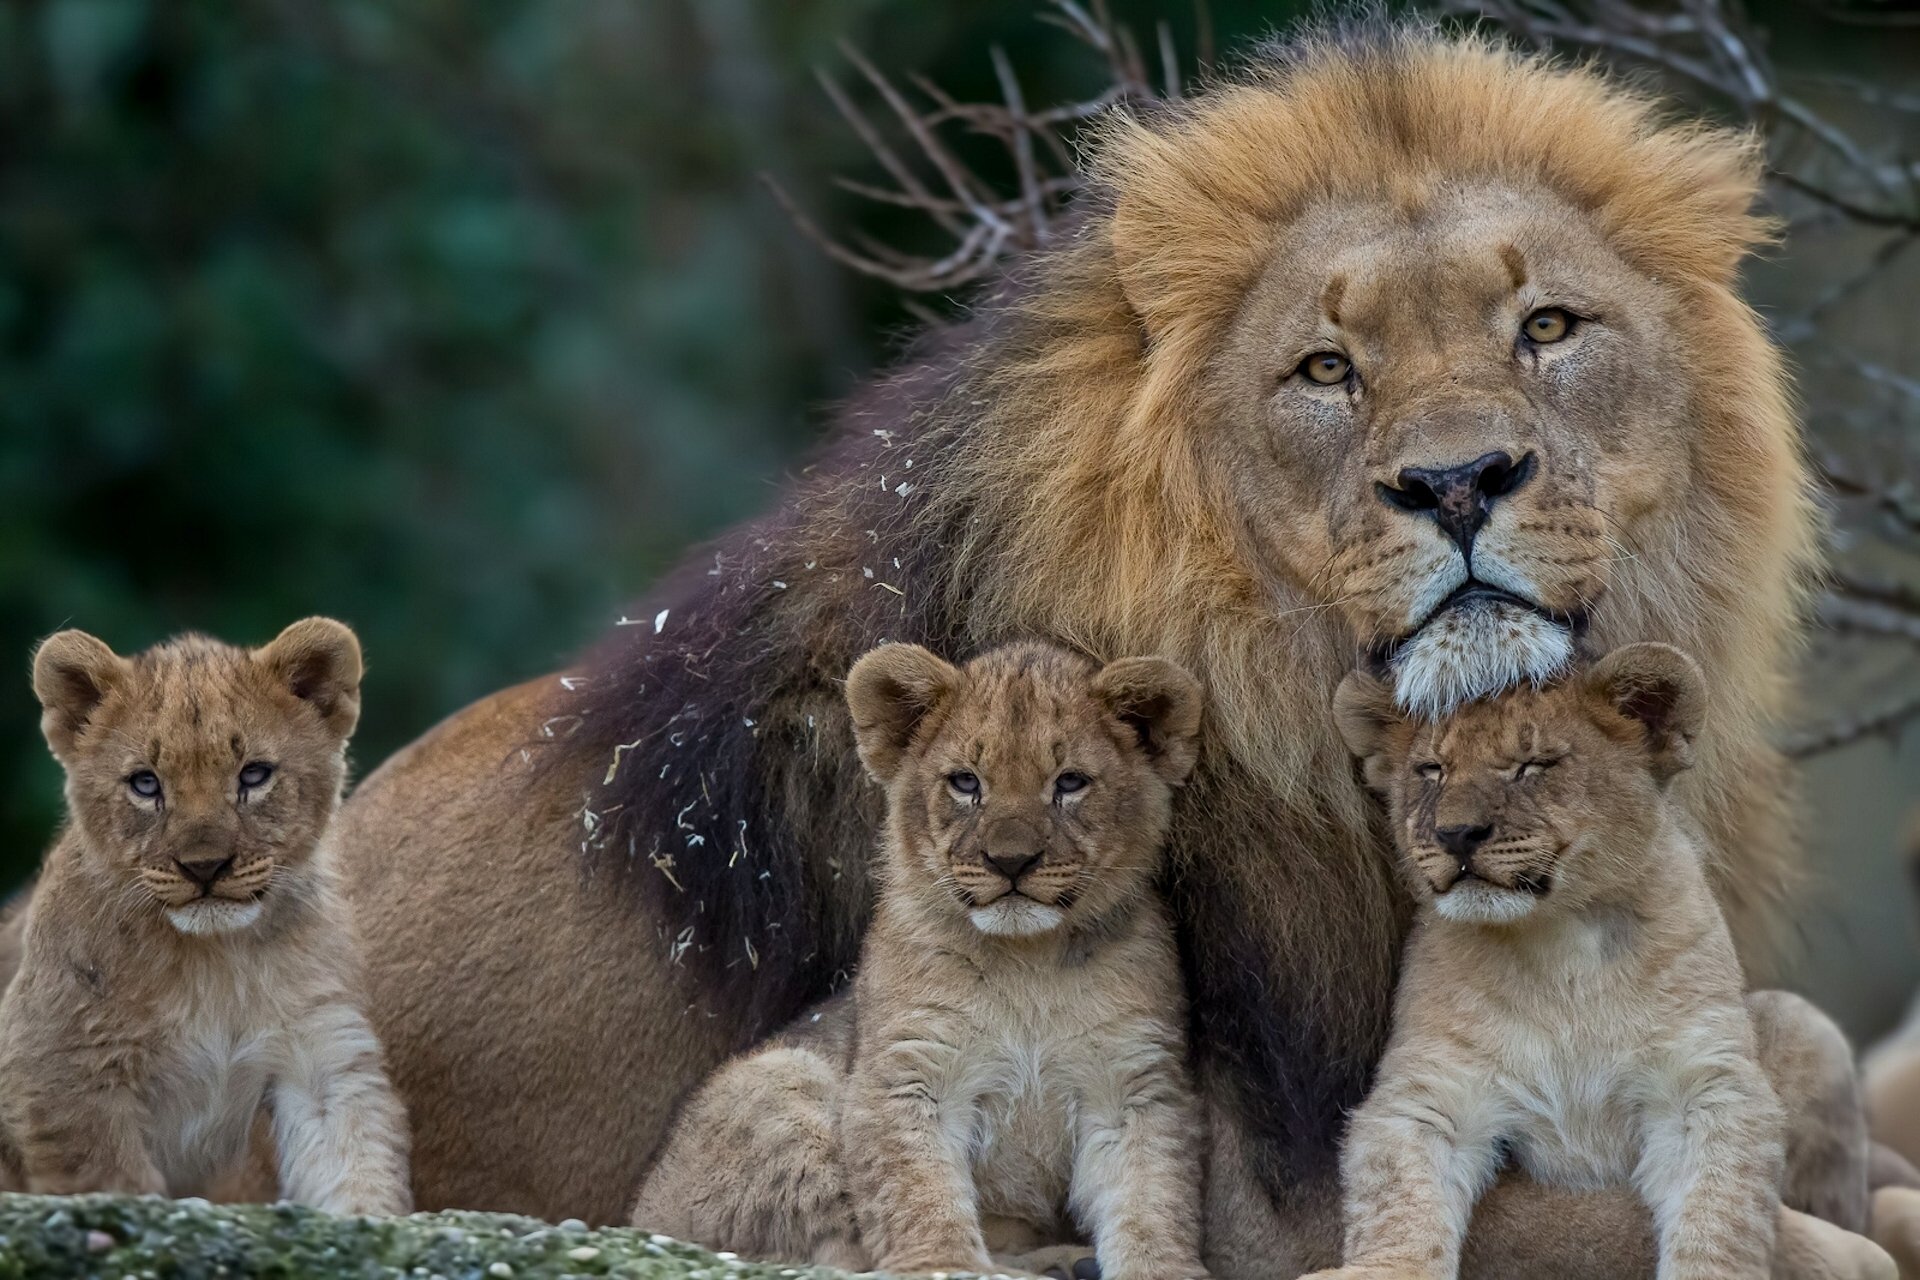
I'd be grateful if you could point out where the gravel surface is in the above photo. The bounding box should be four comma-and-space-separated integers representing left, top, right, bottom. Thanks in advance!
0, 1194, 889, 1280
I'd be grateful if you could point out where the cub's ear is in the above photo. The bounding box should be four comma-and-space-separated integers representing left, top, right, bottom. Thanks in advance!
32, 630, 128, 761
845, 643, 962, 786
1585, 642, 1706, 783
257, 618, 364, 739
1333, 670, 1402, 792
1093, 656, 1203, 785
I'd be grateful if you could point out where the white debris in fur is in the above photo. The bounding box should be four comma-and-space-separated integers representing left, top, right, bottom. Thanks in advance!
605, 738, 645, 785
654, 608, 670, 634
1391, 599, 1574, 718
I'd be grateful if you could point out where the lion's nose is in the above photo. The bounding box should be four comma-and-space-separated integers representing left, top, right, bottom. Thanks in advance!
1434, 824, 1493, 859
983, 849, 1042, 883
175, 855, 233, 888
1378, 451, 1535, 554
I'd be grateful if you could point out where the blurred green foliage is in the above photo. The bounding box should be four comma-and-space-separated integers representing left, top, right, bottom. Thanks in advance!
0, 0, 1304, 888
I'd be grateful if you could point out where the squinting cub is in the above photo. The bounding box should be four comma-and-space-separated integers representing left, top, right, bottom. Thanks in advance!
1316, 644, 1885, 1280
634, 641, 1210, 1280
0, 620, 410, 1216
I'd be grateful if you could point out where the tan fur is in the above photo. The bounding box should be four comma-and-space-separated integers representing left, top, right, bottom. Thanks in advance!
634, 643, 1208, 1280
326, 29, 1818, 1251
1310, 647, 1881, 1280
0, 622, 410, 1215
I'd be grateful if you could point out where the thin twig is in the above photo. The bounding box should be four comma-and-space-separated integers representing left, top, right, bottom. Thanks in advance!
1786, 691, 1920, 758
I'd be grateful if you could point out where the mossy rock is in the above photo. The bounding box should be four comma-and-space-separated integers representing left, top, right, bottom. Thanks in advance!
0, 1195, 875, 1280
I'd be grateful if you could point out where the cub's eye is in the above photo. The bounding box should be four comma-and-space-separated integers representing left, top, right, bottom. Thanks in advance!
947, 771, 981, 797
1297, 351, 1353, 386
1414, 763, 1444, 782
239, 762, 275, 789
128, 771, 162, 800
1517, 758, 1560, 779
1053, 772, 1090, 797
1522, 307, 1572, 344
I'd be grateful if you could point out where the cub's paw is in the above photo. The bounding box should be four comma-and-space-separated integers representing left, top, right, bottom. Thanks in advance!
36, 1160, 167, 1199
318, 1175, 412, 1218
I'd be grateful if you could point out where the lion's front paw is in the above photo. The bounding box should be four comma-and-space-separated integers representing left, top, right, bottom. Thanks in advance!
992, 1244, 1100, 1279
1871, 1187, 1920, 1279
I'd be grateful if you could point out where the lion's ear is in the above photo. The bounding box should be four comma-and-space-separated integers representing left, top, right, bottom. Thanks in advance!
1333, 670, 1402, 792
257, 618, 364, 739
845, 643, 962, 786
32, 630, 129, 762
1093, 656, 1203, 785
1585, 643, 1706, 783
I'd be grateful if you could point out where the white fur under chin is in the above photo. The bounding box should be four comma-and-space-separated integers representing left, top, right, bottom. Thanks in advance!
969, 898, 1066, 937
1390, 599, 1574, 718
166, 899, 265, 936
1432, 881, 1539, 925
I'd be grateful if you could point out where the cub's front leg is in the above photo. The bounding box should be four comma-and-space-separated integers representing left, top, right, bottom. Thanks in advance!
841, 1042, 991, 1275
1302, 1065, 1504, 1280
270, 998, 411, 1216
1070, 1045, 1210, 1280
5, 1066, 165, 1197
1634, 1049, 1784, 1280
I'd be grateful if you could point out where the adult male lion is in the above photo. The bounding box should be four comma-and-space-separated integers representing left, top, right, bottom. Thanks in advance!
336, 25, 1836, 1275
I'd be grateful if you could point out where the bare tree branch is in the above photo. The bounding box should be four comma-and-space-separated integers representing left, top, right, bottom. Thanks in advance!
1818, 593, 1920, 644
764, 0, 1191, 295
1786, 691, 1920, 758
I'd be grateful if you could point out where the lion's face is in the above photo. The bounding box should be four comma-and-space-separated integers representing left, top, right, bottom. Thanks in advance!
33, 620, 362, 937
1335, 643, 1706, 925
1216, 183, 1691, 714
845, 642, 1200, 939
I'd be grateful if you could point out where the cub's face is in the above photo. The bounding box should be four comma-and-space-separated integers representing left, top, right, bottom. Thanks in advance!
33, 619, 362, 937
846, 641, 1201, 939
1335, 643, 1705, 926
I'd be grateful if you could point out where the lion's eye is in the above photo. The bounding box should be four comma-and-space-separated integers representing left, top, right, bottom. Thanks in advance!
1415, 763, 1444, 782
948, 771, 981, 798
128, 770, 162, 800
239, 762, 275, 790
1517, 758, 1560, 779
1054, 771, 1090, 797
1523, 308, 1572, 344
1297, 351, 1353, 386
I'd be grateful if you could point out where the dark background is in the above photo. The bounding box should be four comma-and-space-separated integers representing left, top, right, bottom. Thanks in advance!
2, 0, 1916, 1039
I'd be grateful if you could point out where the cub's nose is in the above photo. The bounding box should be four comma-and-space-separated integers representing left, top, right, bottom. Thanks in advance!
1434, 824, 1493, 859
1378, 451, 1535, 553
983, 849, 1042, 883
175, 855, 233, 888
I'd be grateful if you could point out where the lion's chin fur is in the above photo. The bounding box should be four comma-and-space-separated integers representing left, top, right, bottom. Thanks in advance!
1390, 600, 1575, 717
1431, 881, 1541, 926
166, 898, 265, 937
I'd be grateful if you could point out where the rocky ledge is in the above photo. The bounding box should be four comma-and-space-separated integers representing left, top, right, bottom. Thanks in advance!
0, 1194, 866, 1280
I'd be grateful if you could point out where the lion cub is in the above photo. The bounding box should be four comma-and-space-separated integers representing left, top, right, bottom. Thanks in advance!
1315, 644, 1880, 1280
634, 641, 1210, 1280
0, 621, 410, 1216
